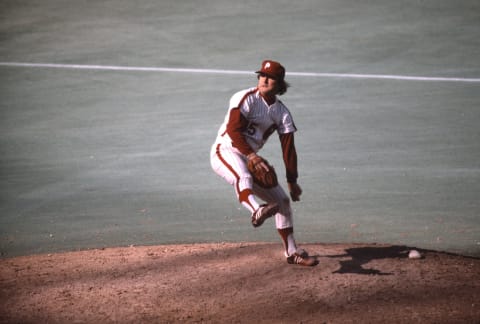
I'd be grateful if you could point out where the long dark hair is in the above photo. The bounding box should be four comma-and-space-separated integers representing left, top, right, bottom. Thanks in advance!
277, 80, 290, 95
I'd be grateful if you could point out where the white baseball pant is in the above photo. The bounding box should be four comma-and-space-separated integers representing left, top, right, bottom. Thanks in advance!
210, 143, 293, 229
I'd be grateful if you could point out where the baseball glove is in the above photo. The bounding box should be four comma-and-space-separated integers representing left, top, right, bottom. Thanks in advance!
247, 155, 278, 189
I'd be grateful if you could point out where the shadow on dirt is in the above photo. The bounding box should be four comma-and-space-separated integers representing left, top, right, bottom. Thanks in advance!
328, 245, 413, 275
317, 244, 480, 275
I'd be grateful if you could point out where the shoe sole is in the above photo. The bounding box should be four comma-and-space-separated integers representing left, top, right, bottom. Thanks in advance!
287, 255, 319, 266
252, 203, 279, 228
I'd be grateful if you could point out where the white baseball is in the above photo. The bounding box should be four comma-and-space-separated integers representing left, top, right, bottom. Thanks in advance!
408, 249, 422, 259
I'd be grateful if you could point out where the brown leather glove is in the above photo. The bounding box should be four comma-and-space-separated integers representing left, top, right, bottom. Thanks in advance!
247, 154, 278, 189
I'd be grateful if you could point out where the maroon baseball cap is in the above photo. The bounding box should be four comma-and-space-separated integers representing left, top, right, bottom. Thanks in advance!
255, 60, 285, 81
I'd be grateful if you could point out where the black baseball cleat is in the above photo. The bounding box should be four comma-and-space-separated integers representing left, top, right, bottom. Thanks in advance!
251, 203, 279, 227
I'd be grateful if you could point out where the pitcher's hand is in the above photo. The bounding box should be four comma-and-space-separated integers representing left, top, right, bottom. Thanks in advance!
288, 182, 302, 201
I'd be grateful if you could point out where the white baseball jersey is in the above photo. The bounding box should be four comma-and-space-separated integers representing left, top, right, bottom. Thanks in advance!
215, 87, 297, 153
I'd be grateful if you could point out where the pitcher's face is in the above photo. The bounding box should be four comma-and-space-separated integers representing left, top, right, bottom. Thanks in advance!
257, 73, 279, 98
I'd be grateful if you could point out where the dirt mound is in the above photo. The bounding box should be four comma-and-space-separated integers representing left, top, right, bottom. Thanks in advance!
1, 243, 479, 323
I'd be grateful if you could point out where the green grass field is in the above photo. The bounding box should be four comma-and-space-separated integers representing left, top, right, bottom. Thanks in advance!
1, 0, 479, 257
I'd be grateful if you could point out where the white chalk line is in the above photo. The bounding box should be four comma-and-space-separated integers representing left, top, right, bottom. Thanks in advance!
1, 62, 479, 83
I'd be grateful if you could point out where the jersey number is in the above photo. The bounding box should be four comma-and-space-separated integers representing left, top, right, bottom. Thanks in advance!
247, 123, 257, 136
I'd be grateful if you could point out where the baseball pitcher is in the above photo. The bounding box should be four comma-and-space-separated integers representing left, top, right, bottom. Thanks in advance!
210, 60, 318, 266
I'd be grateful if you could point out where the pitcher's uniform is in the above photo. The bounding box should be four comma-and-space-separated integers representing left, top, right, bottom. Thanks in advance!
210, 86, 298, 229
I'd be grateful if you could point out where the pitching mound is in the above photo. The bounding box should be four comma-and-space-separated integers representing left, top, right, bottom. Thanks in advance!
1, 243, 479, 323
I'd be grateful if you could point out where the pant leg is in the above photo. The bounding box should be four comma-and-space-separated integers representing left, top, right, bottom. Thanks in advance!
253, 184, 293, 229
210, 143, 250, 190
210, 143, 259, 212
